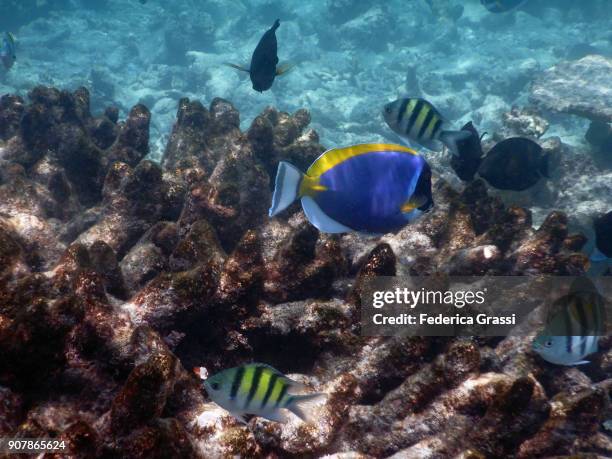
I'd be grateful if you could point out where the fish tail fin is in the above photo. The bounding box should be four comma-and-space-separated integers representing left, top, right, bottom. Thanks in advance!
439, 130, 471, 156
540, 152, 550, 178
223, 62, 250, 73
286, 392, 327, 423
269, 161, 304, 217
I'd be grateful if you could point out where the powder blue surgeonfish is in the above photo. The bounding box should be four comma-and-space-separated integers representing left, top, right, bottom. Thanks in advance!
269, 143, 433, 235
481, 0, 528, 13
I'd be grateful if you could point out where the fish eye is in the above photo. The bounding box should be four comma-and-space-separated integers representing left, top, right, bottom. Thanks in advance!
545, 340, 552, 347
210, 382, 219, 391
385, 106, 392, 114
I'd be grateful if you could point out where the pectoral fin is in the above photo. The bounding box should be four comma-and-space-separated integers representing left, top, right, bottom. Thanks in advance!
276, 63, 295, 76
401, 195, 427, 214
224, 62, 250, 73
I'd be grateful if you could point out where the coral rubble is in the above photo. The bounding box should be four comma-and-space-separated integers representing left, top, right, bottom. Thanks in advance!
0, 88, 609, 458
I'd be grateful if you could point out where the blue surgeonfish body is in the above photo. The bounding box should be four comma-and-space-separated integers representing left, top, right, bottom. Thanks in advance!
269, 143, 433, 235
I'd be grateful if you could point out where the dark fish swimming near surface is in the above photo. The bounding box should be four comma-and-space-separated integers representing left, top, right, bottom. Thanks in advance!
478, 137, 548, 191
450, 121, 485, 182
591, 211, 612, 263
195, 363, 325, 424
1, 32, 16, 70
383, 98, 470, 155
533, 277, 607, 366
481, 0, 528, 13
225, 19, 291, 92
269, 143, 433, 235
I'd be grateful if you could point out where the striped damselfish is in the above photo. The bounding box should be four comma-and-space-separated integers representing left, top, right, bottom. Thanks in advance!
383, 98, 469, 155
532, 277, 607, 366
196, 363, 325, 424
269, 143, 433, 235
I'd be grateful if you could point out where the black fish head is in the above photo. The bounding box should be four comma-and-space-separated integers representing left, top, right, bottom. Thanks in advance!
413, 162, 434, 212
594, 211, 612, 257
451, 121, 483, 182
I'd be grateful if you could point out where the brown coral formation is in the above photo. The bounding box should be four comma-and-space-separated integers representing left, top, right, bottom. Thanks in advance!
0, 87, 609, 458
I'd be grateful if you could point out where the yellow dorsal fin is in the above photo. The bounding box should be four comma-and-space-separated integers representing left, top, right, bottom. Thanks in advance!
307, 143, 417, 178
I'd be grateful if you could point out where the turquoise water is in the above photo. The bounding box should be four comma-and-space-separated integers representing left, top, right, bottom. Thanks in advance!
1, 0, 609, 156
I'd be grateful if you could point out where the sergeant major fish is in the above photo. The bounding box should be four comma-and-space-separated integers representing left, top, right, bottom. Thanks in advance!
383, 98, 470, 155
225, 19, 292, 92
533, 277, 607, 366
195, 363, 325, 424
269, 143, 433, 235
1, 32, 16, 70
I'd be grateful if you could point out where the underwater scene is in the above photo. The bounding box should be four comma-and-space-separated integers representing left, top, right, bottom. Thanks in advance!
0, 0, 612, 457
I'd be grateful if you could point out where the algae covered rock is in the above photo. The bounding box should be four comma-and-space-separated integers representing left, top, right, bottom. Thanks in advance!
0, 89, 609, 458
530, 55, 612, 123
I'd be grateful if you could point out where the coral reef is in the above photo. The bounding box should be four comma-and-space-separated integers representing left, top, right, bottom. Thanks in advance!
0, 88, 609, 458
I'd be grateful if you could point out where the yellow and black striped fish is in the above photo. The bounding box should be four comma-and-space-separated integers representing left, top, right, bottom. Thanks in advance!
196, 363, 325, 424
383, 97, 469, 155
533, 277, 608, 366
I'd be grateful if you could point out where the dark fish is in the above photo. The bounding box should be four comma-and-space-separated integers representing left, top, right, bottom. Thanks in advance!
226, 19, 291, 92
139, 0, 147, 4
1, 32, 16, 70
591, 211, 612, 262
450, 121, 485, 181
481, 0, 527, 13
478, 137, 548, 191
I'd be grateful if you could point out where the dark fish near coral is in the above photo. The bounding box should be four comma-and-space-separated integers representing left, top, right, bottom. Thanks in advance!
481, 0, 527, 13
533, 277, 607, 366
195, 363, 325, 424
591, 211, 612, 262
450, 121, 485, 182
269, 143, 433, 235
383, 98, 470, 155
225, 19, 291, 92
478, 137, 548, 191
1, 32, 16, 70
